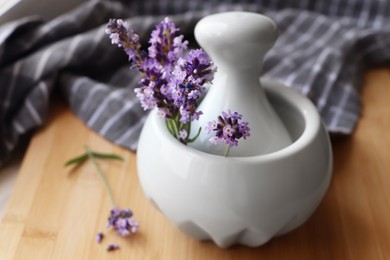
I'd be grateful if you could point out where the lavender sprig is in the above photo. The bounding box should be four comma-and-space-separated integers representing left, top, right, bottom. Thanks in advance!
106, 18, 216, 144
206, 110, 251, 157
105, 19, 144, 66
64, 146, 139, 249
148, 17, 188, 65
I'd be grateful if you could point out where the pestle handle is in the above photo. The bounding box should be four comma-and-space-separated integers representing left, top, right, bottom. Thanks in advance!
190, 12, 291, 157
194, 12, 278, 72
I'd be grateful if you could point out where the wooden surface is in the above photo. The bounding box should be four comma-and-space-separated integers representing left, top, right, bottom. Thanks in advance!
0, 69, 389, 260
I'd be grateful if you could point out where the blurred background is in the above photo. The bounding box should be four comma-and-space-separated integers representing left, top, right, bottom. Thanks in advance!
0, 0, 86, 216
0, 0, 84, 24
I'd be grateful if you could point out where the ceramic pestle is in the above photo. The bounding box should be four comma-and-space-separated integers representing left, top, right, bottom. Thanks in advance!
189, 12, 292, 156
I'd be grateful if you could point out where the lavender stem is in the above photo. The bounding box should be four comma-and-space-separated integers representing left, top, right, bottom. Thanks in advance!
84, 145, 116, 208
169, 119, 180, 139
224, 145, 230, 157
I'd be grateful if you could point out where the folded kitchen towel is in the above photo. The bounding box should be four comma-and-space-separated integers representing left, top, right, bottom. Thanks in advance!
1, 0, 390, 166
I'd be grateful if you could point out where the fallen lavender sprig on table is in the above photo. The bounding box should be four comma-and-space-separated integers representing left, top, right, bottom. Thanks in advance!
106, 18, 216, 144
206, 110, 251, 157
64, 146, 138, 251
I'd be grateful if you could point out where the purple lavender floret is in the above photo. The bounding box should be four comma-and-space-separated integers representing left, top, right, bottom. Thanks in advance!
107, 208, 139, 237
179, 129, 188, 141
105, 19, 144, 65
96, 232, 104, 243
180, 49, 215, 84
206, 110, 251, 147
171, 49, 215, 123
148, 17, 188, 65
107, 244, 120, 252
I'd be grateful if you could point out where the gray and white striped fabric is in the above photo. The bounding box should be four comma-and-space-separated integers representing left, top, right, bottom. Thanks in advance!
1, 0, 390, 166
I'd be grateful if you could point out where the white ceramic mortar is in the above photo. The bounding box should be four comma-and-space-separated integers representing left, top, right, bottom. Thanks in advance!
137, 79, 333, 248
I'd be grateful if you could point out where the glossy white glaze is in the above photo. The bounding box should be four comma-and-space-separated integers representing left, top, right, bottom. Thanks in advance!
190, 12, 292, 156
137, 80, 333, 248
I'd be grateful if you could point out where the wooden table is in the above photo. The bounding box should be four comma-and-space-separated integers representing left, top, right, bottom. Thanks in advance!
1, 69, 389, 259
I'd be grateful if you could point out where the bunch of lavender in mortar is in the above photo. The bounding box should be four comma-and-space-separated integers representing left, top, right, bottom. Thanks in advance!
106, 18, 250, 156
106, 18, 215, 144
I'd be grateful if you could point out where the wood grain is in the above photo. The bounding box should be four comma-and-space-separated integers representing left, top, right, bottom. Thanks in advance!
1, 69, 389, 259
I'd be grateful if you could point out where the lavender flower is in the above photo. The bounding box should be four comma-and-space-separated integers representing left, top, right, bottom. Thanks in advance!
106, 17, 216, 144
171, 49, 215, 123
206, 110, 251, 156
107, 208, 139, 237
179, 129, 188, 141
181, 49, 216, 84
107, 244, 120, 252
96, 232, 104, 243
148, 17, 188, 65
105, 19, 144, 65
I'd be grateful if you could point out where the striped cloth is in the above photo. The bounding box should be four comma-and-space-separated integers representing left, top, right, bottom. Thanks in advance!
1, 0, 390, 166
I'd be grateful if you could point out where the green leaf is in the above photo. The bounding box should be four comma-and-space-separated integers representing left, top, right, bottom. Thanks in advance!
91, 152, 124, 161
64, 150, 123, 168
64, 154, 88, 167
